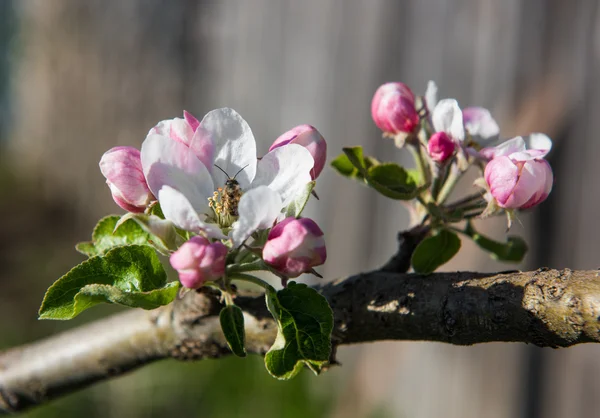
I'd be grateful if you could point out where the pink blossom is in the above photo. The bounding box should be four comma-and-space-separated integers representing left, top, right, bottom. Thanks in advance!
371, 82, 420, 134
427, 132, 456, 163
141, 108, 314, 245
269, 125, 327, 180
151, 110, 214, 171
484, 150, 553, 210
263, 217, 326, 278
99, 146, 153, 213
480, 134, 552, 161
170, 236, 228, 289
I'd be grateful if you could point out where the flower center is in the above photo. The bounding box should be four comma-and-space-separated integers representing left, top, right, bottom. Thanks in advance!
208, 179, 243, 228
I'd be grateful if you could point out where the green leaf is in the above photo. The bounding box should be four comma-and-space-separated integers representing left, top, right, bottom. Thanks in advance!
363, 156, 381, 170
367, 163, 419, 200
331, 153, 362, 179
76, 215, 153, 257
118, 213, 182, 254
331, 150, 380, 181
285, 181, 315, 218
148, 202, 165, 219
342, 146, 368, 175
264, 282, 333, 380
39, 245, 178, 320
411, 229, 461, 274
406, 168, 422, 185
220, 305, 247, 357
464, 222, 528, 262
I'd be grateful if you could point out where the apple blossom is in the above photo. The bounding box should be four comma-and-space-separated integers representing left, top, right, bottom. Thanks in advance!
480, 134, 552, 161
427, 131, 456, 163
371, 82, 420, 135
169, 236, 228, 289
432, 99, 465, 143
427, 82, 499, 147
99, 146, 154, 213
462, 106, 499, 146
140, 108, 315, 246
263, 217, 326, 277
484, 148, 553, 210
269, 124, 327, 180
424, 80, 438, 112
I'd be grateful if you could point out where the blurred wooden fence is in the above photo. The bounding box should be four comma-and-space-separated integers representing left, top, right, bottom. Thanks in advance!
6, 0, 600, 417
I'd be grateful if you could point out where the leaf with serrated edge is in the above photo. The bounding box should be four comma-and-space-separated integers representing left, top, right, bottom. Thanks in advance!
264, 282, 333, 379
39, 245, 178, 320
411, 229, 461, 274
220, 305, 247, 357
76, 215, 153, 257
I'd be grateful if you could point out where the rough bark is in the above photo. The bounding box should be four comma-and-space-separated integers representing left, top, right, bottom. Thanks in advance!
1, 268, 599, 414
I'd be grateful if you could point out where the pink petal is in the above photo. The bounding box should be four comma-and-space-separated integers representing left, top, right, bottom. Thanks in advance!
485, 156, 519, 207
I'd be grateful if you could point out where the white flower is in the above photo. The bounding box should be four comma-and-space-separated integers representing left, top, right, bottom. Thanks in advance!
140, 108, 314, 246
432, 98, 465, 143
427, 80, 499, 146
462, 107, 500, 146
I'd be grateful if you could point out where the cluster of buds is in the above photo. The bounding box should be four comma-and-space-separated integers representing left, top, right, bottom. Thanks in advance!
371, 80, 553, 223
99, 109, 328, 289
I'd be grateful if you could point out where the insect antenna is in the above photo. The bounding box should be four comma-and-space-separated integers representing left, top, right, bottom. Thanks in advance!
213, 164, 230, 177
213, 164, 250, 180
232, 164, 250, 179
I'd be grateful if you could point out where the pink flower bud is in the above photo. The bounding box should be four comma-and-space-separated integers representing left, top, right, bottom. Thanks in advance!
269, 125, 327, 179
263, 217, 326, 278
427, 132, 456, 163
484, 151, 553, 210
371, 82, 420, 134
170, 236, 228, 289
99, 146, 153, 213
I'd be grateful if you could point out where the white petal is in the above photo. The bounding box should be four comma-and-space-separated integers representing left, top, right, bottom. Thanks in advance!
524, 132, 552, 155
483, 136, 526, 159
230, 186, 282, 246
432, 99, 465, 141
424, 80, 438, 111
158, 186, 225, 238
141, 134, 214, 214
252, 144, 313, 207
199, 108, 258, 189
463, 106, 500, 145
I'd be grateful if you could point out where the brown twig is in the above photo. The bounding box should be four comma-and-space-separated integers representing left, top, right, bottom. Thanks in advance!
2, 268, 600, 414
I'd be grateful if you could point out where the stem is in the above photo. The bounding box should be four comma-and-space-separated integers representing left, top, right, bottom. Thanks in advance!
227, 259, 266, 275
456, 202, 486, 213
229, 273, 276, 293
223, 291, 234, 306
408, 142, 431, 187
430, 163, 448, 201
437, 164, 461, 204
463, 211, 484, 219
445, 193, 485, 210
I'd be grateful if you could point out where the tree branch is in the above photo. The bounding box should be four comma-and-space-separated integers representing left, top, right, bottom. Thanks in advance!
2, 268, 600, 414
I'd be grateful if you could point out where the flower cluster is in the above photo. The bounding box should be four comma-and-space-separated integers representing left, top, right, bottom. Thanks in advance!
100, 108, 327, 289
371, 80, 553, 223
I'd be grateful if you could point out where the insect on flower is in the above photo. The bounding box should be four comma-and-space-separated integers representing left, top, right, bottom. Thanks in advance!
212, 164, 248, 217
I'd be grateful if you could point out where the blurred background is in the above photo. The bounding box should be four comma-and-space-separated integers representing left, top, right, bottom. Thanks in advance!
1, 0, 600, 417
